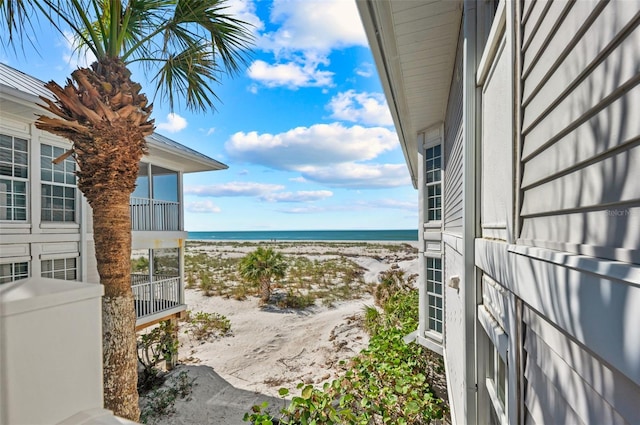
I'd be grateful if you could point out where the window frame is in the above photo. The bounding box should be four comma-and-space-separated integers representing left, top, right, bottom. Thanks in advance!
424, 143, 443, 224
0, 260, 30, 284
0, 133, 29, 222
41, 255, 79, 281
40, 143, 78, 224
425, 255, 444, 338
479, 305, 509, 425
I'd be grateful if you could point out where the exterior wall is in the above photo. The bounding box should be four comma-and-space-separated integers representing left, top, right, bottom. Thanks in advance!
472, 1, 640, 423
0, 278, 104, 424
519, 0, 640, 263
0, 112, 87, 282
443, 31, 464, 237
441, 26, 467, 423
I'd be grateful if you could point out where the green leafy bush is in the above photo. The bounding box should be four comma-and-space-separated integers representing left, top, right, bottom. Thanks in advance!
140, 370, 196, 424
244, 277, 448, 424
137, 321, 179, 392
183, 310, 231, 341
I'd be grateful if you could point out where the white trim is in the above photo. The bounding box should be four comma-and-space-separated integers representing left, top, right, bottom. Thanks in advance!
508, 244, 640, 287
477, 0, 507, 86
40, 252, 80, 261
485, 377, 508, 425
0, 255, 30, 264
416, 334, 444, 355
478, 305, 508, 361
462, 2, 479, 423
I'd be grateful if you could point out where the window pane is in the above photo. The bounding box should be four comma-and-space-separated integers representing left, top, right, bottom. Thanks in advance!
498, 356, 506, 406
54, 171, 65, 183
0, 134, 11, 148
41, 144, 52, 156
14, 151, 27, 166
487, 345, 495, 381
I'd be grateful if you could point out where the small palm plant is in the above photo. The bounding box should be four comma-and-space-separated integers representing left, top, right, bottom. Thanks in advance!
239, 247, 288, 304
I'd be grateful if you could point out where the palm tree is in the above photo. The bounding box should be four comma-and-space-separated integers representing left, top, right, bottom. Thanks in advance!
239, 247, 288, 303
1, 0, 252, 420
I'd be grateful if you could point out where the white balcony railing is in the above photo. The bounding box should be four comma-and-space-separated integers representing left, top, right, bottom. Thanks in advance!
131, 274, 182, 319
130, 197, 180, 231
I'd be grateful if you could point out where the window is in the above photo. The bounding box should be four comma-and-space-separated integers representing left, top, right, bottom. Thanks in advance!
0, 261, 29, 284
426, 257, 443, 333
41, 257, 78, 281
0, 134, 28, 221
425, 144, 442, 221
41, 144, 76, 222
479, 300, 509, 425
485, 337, 507, 424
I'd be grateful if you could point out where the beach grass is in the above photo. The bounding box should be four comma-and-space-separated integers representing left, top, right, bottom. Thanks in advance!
184, 241, 417, 307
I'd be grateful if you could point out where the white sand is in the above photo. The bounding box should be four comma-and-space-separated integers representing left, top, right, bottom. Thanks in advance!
147, 241, 419, 424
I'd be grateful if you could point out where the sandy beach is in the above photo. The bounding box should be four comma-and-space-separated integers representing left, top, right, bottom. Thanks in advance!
144, 240, 419, 425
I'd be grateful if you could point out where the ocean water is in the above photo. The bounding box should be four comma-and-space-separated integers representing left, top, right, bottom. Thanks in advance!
188, 229, 418, 242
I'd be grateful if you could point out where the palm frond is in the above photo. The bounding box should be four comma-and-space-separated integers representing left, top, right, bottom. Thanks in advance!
147, 41, 222, 113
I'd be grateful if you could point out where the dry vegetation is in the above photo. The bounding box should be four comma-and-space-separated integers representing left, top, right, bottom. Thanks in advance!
184, 241, 418, 308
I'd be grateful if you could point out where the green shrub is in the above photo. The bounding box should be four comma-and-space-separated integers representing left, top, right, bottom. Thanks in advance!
245, 274, 448, 425
137, 321, 179, 392
183, 310, 231, 341
276, 290, 316, 309
140, 370, 196, 424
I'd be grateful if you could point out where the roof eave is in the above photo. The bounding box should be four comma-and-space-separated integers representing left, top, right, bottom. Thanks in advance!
356, 0, 462, 189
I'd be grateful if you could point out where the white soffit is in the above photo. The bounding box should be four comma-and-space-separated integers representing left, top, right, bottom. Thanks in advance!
357, 0, 462, 187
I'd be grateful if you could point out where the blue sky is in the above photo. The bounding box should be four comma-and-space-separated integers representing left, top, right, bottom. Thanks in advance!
1, 0, 418, 231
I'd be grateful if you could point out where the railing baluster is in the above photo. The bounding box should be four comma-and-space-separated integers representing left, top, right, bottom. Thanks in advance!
132, 275, 182, 319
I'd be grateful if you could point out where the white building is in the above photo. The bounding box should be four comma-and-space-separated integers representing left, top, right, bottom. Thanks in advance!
358, 1, 640, 424
0, 63, 226, 424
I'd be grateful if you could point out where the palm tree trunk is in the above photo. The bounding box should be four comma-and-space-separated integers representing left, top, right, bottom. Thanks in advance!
260, 279, 271, 304
93, 190, 139, 420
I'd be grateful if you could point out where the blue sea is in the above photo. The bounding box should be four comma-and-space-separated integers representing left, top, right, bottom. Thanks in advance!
188, 229, 418, 242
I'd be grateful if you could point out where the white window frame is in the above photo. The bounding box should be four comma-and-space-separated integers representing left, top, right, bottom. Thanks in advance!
40, 143, 77, 224
425, 255, 444, 338
0, 259, 30, 284
0, 133, 29, 222
41, 254, 79, 281
478, 305, 509, 425
424, 143, 442, 223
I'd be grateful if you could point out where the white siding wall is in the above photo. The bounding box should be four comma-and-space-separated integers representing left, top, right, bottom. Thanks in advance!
523, 306, 639, 425
443, 33, 465, 236
480, 29, 513, 242
442, 28, 466, 424
519, 0, 640, 263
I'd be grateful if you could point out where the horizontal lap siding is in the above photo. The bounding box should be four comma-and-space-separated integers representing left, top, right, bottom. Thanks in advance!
444, 30, 464, 235
519, 0, 640, 263
523, 307, 639, 425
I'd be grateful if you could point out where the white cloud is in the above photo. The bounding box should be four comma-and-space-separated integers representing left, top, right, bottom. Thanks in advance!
297, 163, 411, 188
225, 123, 398, 169
247, 59, 333, 88
262, 190, 333, 203
278, 205, 327, 214
289, 176, 307, 183
355, 62, 375, 78
186, 200, 222, 213
259, 0, 367, 53
248, 0, 367, 90
61, 30, 96, 68
327, 90, 393, 126
226, 0, 264, 37
357, 199, 417, 211
206, 128, 216, 136
185, 181, 284, 197
157, 113, 187, 133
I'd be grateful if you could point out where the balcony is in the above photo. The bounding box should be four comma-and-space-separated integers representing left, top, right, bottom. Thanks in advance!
130, 197, 180, 231
131, 274, 183, 321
